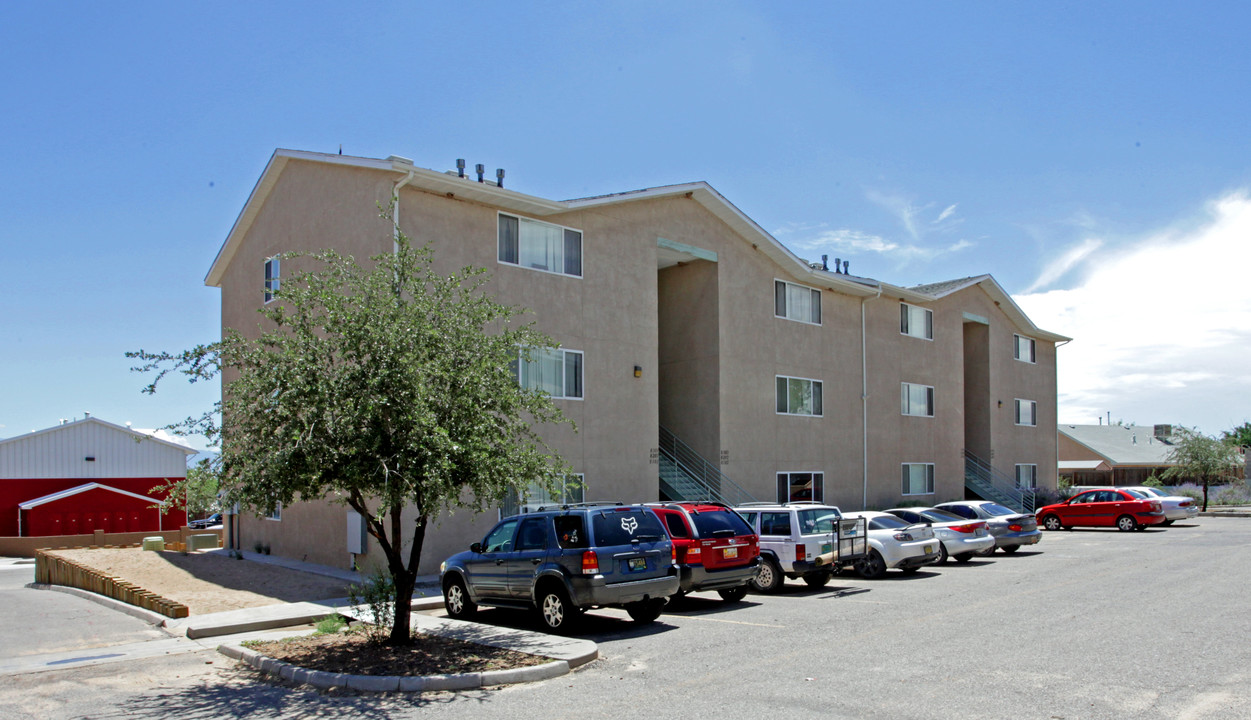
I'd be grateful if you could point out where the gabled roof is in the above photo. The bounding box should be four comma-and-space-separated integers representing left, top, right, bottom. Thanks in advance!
18, 482, 159, 510
0, 416, 198, 455
910, 274, 1070, 343
1059, 424, 1178, 466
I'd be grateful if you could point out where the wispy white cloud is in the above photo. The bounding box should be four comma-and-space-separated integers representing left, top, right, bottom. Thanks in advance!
935, 204, 958, 224
1015, 190, 1251, 434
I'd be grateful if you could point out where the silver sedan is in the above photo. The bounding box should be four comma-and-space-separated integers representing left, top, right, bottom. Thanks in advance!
1121, 486, 1199, 524
884, 507, 996, 562
935, 501, 1042, 553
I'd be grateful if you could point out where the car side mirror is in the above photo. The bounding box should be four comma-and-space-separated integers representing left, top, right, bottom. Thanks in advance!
470, 542, 483, 554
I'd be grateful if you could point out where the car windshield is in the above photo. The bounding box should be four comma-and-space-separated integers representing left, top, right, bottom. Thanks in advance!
1136, 487, 1164, 497
1124, 489, 1147, 499
982, 503, 1016, 516
690, 509, 754, 537
592, 510, 666, 545
919, 508, 965, 523
797, 508, 841, 534
867, 515, 910, 530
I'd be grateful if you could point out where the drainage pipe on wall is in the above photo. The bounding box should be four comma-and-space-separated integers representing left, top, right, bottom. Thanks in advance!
392, 170, 415, 253
861, 287, 882, 508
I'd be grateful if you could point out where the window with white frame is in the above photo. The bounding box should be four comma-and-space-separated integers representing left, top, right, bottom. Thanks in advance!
777, 471, 823, 503
498, 214, 582, 277
1014, 334, 1036, 363
501, 474, 585, 517
776, 376, 823, 416
900, 303, 933, 340
775, 280, 822, 325
1015, 399, 1037, 426
901, 382, 935, 417
1015, 464, 1037, 489
265, 503, 282, 521
264, 256, 280, 303
513, 347, 583, 400
901, 463, 935, 495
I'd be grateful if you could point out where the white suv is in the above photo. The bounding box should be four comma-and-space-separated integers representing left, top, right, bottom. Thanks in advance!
733, 502, 868, 592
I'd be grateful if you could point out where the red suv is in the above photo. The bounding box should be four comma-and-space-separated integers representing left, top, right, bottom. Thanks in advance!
647, 502, 760, 602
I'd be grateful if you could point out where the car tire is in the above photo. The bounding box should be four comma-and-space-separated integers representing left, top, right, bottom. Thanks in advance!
625, 599, 665, 624
1000, 545, 1020, 554
1161, 519, 1175, 526
751, 557, 784, 593
856, 550, 887, 580
802, 570, 831, 588
717, 585, 749, 603
1042, 514, 1063, 531
938, 544, 950, 563
1116, 515, 1138, 532
443, 576, 477, 619
537, 586, 579, 633
954, 552, 974, 563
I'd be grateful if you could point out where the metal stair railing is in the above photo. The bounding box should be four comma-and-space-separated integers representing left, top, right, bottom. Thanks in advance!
964, 450, 1036, 513
658, 426, 757, 506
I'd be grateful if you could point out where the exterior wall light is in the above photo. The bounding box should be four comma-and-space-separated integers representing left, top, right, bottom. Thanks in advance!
634, 365, 643, 378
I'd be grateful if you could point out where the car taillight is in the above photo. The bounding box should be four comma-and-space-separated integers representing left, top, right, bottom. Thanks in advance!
1179, 500, 1192, 507
1008, 524, 1023, 532
581, 550, 599, 575
796, 544, 806, 562
687, 544, 702, 564
950, 523, 983, 534
893, 532, 914, 541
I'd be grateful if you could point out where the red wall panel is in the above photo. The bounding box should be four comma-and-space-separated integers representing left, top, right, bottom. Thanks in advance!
1, 478, 186, 536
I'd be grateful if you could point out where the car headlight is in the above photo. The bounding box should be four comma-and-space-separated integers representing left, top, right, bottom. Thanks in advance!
439, 561, 446, 574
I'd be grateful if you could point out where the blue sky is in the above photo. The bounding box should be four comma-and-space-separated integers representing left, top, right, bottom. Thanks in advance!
2, 2, 1249, 447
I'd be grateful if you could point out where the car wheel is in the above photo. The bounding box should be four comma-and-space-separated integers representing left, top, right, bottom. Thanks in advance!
537, 586, 578, 633
625, 599, 665, 624
938, 544, 950, 564
856, 550, 887, 579
1000, 545, 1020, 554
443, 576, 477, 619
1116, 515, 1138, 532
1161, 519, 1174, 526
717, 585, 749, 603
751, 557, 784, 593
1042, 514, 1063, 531
802, 570, 831, 588
954, 552, 974, 563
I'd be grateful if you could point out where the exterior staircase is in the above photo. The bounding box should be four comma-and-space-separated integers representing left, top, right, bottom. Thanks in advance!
658, 427, 757, 506
964, 449, 1036, 513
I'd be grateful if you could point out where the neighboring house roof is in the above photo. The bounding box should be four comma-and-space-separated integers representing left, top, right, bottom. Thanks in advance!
18, 482, 158, 510
1059, 459, 1113, 472
1058, 424, 1179, 467
0, 416, 198, 455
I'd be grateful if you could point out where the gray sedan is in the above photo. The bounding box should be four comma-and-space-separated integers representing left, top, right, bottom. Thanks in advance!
935, 501, 1041, 553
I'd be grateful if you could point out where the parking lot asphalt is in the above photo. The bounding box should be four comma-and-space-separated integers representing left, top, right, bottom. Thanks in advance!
3, 516, 1250, 720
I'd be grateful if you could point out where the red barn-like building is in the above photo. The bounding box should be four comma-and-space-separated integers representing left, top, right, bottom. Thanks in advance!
0, 416, 196, 537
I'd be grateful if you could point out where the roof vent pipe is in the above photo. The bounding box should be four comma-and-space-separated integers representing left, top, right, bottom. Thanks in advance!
456, 159, 466, 178
842, 260, 850, 274
496, 168, 505, 189
834, 258, 842, 274
821, 254, 829, 271
476, 163, 485, 183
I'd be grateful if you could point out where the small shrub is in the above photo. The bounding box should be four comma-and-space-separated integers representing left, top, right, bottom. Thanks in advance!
253, 541, 263, 554
1144, 474, 1164, 488
348, 566, 397, 644
314, 613, 348, 635
262, 543, 271, 555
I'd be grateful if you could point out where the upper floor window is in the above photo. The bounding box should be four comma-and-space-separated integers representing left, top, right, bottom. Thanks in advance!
777, 471, 823, 503
775, 280, 821, 325
901, 463, 935, 495
900, 303, 933, 340
1015, 399, 1037, 426
513, 347, 583, 400
498, 214, 582, 277
901, 382, 935, 417
1015, 464, 1037, 489
264, 256, 281, 303
1014, 334, 1036, 363
776, 376, 823, 417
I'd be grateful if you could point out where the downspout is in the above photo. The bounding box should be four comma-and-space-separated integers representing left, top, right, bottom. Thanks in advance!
1052, 338, 1073, 496
861, 287, 882, 508
392, 170, 415, 253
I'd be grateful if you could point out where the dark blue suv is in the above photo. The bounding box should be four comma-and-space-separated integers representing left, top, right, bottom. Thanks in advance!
440, 503, 680, 632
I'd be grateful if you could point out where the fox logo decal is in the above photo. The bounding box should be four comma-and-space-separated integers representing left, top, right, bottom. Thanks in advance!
621, 516, 639, 534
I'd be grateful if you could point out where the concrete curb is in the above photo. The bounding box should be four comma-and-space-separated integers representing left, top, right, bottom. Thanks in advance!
216, 640, 576, 692
29, 582, 172, 628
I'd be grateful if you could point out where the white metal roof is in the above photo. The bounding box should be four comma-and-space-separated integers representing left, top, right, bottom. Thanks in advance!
18, 482, 158, 510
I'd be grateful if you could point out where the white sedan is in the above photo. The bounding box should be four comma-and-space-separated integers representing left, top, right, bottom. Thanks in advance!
1121, 486, 1199, 524
884, 507, 997, 562
842, 511, 942, 579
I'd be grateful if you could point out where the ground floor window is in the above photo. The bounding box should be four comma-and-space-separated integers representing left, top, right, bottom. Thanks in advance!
901, 463, 935, 495
777, 471, 823, 503
1015, 464, 1037, 489
501, 475, 585, 517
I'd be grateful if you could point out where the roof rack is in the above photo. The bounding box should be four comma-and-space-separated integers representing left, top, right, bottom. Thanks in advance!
644, 500, 733, 513
531, 501, 626, 513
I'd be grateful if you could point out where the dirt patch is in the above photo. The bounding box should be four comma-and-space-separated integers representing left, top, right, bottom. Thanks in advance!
246, 629, 548, 676
48, 548, 351, 615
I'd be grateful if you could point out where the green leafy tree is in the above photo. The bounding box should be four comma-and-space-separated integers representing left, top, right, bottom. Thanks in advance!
1222, 421, 1251, 449
1162, 427, 1243, 511
146, 457, 219, 521
129, 234, 572, 644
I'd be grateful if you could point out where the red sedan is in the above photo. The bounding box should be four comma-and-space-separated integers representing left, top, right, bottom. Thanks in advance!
1036, 489, 1166, 532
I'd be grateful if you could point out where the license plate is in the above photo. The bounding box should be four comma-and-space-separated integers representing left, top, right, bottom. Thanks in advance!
723, 547, 738, 559
924, 545, 934, 554
628, 557, 647, 572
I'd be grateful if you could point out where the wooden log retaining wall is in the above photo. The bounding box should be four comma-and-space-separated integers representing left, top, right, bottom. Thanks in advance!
34, 549, 190, 619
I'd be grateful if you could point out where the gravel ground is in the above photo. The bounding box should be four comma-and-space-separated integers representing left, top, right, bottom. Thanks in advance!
47, 547, 352, 614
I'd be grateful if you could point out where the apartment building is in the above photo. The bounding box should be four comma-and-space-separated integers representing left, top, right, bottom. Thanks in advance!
205, 149, 1067, 570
